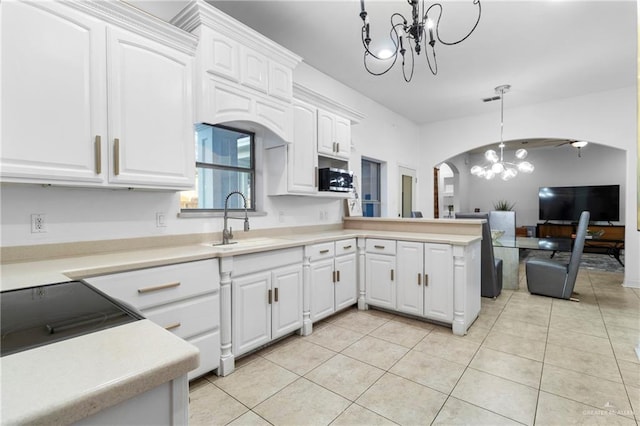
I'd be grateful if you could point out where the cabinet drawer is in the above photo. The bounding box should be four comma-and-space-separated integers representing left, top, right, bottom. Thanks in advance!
187, 330, 220, 380
143, 293, 219, 340
86, 260, 219, 310
335, 238, 356, 256
306, 242, 334, 261
366, 239, 396, 255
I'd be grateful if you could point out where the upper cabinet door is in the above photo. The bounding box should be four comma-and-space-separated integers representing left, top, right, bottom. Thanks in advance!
289, 100, 318, 193
0, 1, 107, 185
204, 31, 240, 82
268, 61, 293, 102
317, 109, 336, 156
107, 27, 194, 188
334, 116, 351, 160
240, 47, 268, 93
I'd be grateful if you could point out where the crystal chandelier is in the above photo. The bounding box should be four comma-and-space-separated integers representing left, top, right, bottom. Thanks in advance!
470, 85, 534, 181
358, 0, 481, 82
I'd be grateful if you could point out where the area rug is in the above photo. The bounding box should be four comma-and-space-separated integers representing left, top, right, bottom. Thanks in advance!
519, 249, 625, 274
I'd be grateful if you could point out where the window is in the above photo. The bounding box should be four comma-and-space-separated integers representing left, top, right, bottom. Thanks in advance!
180, 124, 254, 211
361, 158, 381, 217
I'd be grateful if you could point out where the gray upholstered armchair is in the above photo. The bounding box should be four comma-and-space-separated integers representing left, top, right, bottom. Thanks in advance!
526, 211, 590, 301
456, 213, 503, 298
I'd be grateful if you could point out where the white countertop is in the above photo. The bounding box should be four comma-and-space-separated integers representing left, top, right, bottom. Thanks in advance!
0, 320, 199, 425
1, 229, 480, 291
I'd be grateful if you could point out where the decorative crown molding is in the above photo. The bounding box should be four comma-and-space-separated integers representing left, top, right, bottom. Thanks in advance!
63, 0, 197, 55
171, 0, 302, 69
293, 83, 366, 124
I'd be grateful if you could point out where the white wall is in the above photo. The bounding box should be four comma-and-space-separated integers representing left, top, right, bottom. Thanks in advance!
460, 143, 626, 227
418, 86, 639, 288
0, 62, 421, 246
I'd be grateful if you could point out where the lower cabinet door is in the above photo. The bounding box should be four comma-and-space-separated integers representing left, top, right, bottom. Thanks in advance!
271, 264, 303, 340
334, 253, 357, 311
423, 243, 453, 322
365, 253, 396, 309
232, 271, 271, 356
310, 258, 335, 322
396, 241, 424, 316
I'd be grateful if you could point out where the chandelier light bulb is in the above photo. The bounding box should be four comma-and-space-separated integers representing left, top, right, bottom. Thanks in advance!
501, 168, 518, 181
518, 161, 535, 173
484, 170, 495, 180
491, 162, 504, 173
515, 148, 528, 160
485, 149, 498, 163
470, 165, 483, 176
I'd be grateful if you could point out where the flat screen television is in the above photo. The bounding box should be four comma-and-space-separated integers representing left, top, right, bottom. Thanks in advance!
538, 185, 620, 222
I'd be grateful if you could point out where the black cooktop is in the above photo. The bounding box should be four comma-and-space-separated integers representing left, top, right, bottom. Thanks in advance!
1, 281, 142, 357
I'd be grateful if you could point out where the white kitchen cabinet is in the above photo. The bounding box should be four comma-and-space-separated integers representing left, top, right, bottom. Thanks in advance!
231, 249, 303, 357
364, 239, 397, 310
0, 1, 196, 190
317, 108, 351, 160
0, 1, 106, 185
423, 243, 454, 322
394, 241, 454, 322
240, 46, 268, 93
265, 99, 318, 195
85, 259, 220, 380
106, 27, 194, 188
308, 239, 357, 322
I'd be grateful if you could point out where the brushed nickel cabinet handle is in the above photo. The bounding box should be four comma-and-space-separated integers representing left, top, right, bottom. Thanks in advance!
337, 270, 340, 282
343, 245, 352, 250
374, 245, 385, 249
114, 138, 120, 175
333, 142, 337, 152
337, 142, 340, 153
164, 322, 181, 331
425, 273, 429, 286
391, 269, 394, 281
418, 273, 422, 286
332, 270, 336, 283
94, 135, 102, 174
315, 166, 318, 188
137, 281, 180, 294
320, 249, 330, 254
268, 289, 272, 304
274, 287, 279, 302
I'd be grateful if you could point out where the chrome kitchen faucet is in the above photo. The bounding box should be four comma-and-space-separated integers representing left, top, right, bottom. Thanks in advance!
222, 191, 250, 245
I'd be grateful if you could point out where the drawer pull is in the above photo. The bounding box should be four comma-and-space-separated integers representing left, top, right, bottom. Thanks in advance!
164, 322, 181, 331
274, 287, 279, 302
320, 249, 330, 254
268, 289, 272, 304
425, 273, 429, 286
137, 281, 180, 294
94, 135, 102, 174
114, 138, 120, 176
418, 273, 422, 286
391, 269, 394, 281
374, 245, 385, 249
343, 245, 352, 250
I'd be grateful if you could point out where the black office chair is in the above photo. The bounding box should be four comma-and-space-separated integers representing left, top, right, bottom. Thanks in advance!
526, 211, 590, 301
455, 213, 503, 298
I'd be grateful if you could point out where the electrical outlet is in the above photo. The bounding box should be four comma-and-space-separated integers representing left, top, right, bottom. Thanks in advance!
31, 214, 46, 233
156, 212, 167, 227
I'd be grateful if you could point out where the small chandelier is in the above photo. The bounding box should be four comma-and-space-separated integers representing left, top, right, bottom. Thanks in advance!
358, 0, 481, 82
470, 85, 535, 181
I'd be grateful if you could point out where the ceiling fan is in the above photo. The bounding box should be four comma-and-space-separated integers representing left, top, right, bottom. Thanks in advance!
555, 140, 588, 157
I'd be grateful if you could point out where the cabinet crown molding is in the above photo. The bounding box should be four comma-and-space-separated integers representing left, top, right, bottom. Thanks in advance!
293, 83, 365, 124
171, 0, 302, 69
63, 0, 197, 55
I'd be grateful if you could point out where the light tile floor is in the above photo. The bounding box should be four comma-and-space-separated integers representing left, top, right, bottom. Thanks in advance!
189, 266, 640, 425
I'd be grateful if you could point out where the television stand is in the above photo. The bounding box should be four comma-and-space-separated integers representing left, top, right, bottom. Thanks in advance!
536, 223, 625, 267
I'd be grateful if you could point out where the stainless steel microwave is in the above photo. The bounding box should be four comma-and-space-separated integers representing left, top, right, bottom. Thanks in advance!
318, 168, 353, 192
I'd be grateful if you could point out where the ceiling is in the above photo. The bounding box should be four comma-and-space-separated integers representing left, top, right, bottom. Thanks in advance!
129, 0, 636, 126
